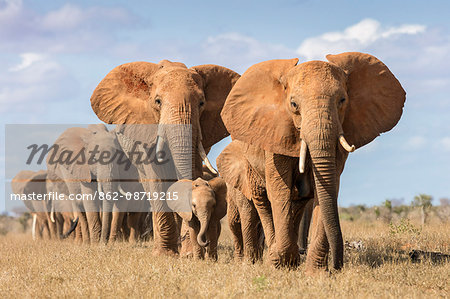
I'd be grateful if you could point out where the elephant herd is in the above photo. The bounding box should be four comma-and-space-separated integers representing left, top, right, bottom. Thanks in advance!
11, 52, 405, 274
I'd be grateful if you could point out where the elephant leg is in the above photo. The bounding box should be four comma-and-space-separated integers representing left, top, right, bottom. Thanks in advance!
298, 199, 313, 252
227, 190, 243, 260
236, 190, 263, 263
152, 212, 179, 256
145, 181, 178, 255
81, 183, 101, 244
74, 224, 82, 242
188, 225, 205, 260
110, 211, 125, 242
78, 212, 90, 244
127, 212, 142, 243
121, 213, 130, 241
265, 153, 299, 268
46, 213, 58, 239
36, 219, 45, 239
40, 218, 50, 239
179, 221, 193, 258
205, 221, 219, 261
66, 183, 89, 244
248, 168, 275, 248
55, 212, 64, 238
306, 201, 330, 274
108, 197, 128, 242
85, 211, 101, 243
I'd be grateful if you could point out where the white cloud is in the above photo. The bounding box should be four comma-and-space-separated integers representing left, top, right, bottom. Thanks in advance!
405, 136, 427, 150
297, 18, 426, 60
41, 4, 85, 31
0, 53, 77, 113
440, 137, 450, 151
8, 52, 44, 72
0, 0, 138, 53
201, 32, 296, 73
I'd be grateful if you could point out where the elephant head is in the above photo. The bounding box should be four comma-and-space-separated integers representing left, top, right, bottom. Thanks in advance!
11, 170, 48, 213
90, 60, 240, 179
168, 177, 227, 247
11, 170, 51, 239
221, 52, 406, 270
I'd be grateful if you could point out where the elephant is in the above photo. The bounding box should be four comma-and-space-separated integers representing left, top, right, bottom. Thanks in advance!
168, 177, 227, 260
216, 140, 267, 262
11, 170, 77, 240
90, 59, 240, 255
46, 124, 146, 244
220, 52, 406, 272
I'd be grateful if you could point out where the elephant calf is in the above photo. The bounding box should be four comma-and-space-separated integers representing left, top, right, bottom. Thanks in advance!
169, 177, 227, 260
217, 140, 268, 263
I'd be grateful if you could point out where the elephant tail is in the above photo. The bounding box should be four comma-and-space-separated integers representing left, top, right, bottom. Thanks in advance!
62, 217, 79, 239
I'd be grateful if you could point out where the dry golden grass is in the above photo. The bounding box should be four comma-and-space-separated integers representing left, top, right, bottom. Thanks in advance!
0, 219, 448, 298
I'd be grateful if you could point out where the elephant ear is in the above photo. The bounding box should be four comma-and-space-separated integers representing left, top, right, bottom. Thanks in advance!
167, 180, 193, 221
191, 65, 240, 148
49, 127, 92, 182
11, 170, 47, 200
208, 177, 227, 220
27, 170, 47, 196
326, 52, 406, 149
90, 62, 160, 124
221, 58, 300, 157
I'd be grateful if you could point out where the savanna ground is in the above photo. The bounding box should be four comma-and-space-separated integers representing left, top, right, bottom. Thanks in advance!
0, 207, 449, 298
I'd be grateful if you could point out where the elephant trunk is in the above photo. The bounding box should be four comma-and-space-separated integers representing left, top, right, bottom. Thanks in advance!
166, 126, 195, 180
196, 212, 211, 247
160, 109, 201, 180
303, 106, 344, 271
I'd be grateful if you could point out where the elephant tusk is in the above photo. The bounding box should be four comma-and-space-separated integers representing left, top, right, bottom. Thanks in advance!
118, 184, 127, 197
50, 203, 55, 223
97, 181, 103, 194
198, 142, 217, 175
155, 136, 166, 163
155, 125, 166, 163
339, 134, 355, 153
196, 117, 217, 174
32, 214, 37, 241
299, 139, 307, 174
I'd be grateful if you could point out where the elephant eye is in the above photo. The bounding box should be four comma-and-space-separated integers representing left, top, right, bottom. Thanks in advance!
199, 101, 205, 107
290, 101, 298, 109
155, 98, 162, 106
339, 98, 346, 104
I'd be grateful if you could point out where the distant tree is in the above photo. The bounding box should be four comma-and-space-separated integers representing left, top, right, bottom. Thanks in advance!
412, 194, 433, 226
374, 206, 380, 219
383, 199, 393, 223
18, 212, 31, 233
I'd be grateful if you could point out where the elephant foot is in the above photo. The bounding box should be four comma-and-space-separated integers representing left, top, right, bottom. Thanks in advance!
205, 252, 218, 261
152, 247, 179, 257
268, 245, 300, 269
243, 250, 262, 264
305, 267, 331, 277
305, 254, 329, 275
180, 251, 194, 258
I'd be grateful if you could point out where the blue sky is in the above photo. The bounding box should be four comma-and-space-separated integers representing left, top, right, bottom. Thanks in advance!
1, 0, 449, 209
